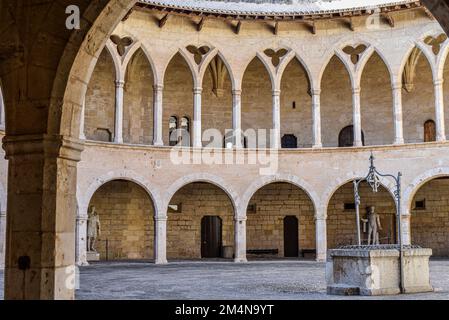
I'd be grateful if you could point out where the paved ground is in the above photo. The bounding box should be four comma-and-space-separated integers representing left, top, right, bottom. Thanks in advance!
1, 259, 449, 299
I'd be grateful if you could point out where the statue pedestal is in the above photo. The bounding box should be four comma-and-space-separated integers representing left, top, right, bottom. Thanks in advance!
326, 245, 433, 296
86, 251, 100, 262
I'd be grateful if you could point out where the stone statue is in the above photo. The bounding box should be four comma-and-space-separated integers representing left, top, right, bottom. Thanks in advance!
87, 206, 101, 252
362, 206, 382, 245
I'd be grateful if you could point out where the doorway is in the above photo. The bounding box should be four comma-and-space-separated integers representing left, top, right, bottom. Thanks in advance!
201, 216, 222, 258
283, 216, 299, 257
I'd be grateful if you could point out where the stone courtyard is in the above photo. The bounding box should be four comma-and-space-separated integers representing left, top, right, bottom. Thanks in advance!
2, 260, 446, 300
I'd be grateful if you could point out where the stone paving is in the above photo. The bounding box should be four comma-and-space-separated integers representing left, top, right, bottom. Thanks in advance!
1, 259, 448, 300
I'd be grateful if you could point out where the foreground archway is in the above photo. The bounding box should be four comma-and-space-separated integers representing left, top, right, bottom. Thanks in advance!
411, 177, 449, 257
246, 183, 315, 259
166, 182, 235, 260
327, 181, 396, 248
87, 180, 155, 260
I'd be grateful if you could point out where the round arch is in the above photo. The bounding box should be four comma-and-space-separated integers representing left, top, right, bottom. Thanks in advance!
78, 170, 162, 217
241, 174, 320, 216
403, 167, 449, 210
321, 175, 397, 216
164, 173, 240, 215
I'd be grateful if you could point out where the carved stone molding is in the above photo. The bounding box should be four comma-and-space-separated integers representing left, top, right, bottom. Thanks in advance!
402, 47, 422, 93
208, 56, 227, 97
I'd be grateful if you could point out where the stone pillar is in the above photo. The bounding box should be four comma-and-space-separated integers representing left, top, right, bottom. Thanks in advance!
352, 87, 363, 147
75, 210, 88, 266
392, 83, 404, 144
114, 80, 125, 144
0, 210, 5, 269
3, 134, 83, 300
434, 79, 446, 142
193, 87, 203, 148
154, 216, 168, 264
312, 89, 322, 148
153, 84, 164, 146
272, 89, 281, 149
315, 215, 327, 262
79, 98, 86, 140
401, 213, 411, 246
232, 89, 242, 148
234, 217, 247, 263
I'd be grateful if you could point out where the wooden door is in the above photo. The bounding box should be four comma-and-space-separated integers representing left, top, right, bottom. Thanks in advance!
283, 216, 299, 257
201, 216, 222, 258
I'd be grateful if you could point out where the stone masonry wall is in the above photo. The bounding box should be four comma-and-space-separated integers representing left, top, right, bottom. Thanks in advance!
85, 49, 116, 142
89, 180, 154, 260
247, 183, 315, 257
411, 178, 449, 256
123, 49, 154, 145
167, 183, 234, 259
327, 182, 397, 248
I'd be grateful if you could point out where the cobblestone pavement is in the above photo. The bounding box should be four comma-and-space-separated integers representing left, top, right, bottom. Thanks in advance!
1, 259, 448, 300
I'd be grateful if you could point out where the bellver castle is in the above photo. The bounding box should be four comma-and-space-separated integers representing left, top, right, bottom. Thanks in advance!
1, 0, 449, 300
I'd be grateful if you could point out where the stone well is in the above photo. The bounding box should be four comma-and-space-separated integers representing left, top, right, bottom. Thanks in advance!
326, 245, 433, 296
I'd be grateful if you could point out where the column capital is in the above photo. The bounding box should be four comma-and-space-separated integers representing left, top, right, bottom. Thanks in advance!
154, 216, 168, 222
193, 87, 203, 95
234, 217, 247, 222
272, 89, 281, 96
2, 134, 85, 162
115, 80, 125, 88
311, 89, 321, 96
232, 89, 242, 96
314, 215, 327, 221
153, 84, 164, 91
434, 79, 444, 86
76, 215, 88, 222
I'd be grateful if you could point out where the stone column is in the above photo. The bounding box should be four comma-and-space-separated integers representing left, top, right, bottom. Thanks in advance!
193, 87, 203, 148
352, 87, 363, 147
315, 215, 327, 262
75, 210, 88, 266
0, 85, 5, 130
434, 79, 446, 142
232, 89, 242, 148
79, 98, 86, 140
0, 210, 5, 269
154, 216, 168, 264
3, 134, 83, 300
114, 80, 125, 144
153, 84, 164, 146
312, 89, 322, 148
392, 83, 404, 144
272, 89, 281, 149
234, 216, 247, 263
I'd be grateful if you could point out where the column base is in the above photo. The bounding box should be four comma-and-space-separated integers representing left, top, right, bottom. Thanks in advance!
77, 260, 89, 267
155, 259, 168, 265
234, 257, 248, 263
393, 139, 404, 145
312, 143, 323, 149
153, 141, 164, 147
316, 255, 327, 262
437, 136, 447, 142
353, 141, 363, 147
